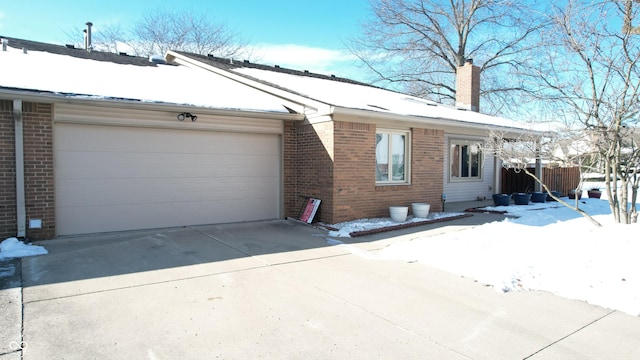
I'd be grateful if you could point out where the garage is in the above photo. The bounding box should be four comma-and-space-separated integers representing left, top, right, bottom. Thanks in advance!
54, 107, 283, 236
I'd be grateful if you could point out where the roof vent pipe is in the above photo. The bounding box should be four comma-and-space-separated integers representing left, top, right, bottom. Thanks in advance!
84, 21, 93, 51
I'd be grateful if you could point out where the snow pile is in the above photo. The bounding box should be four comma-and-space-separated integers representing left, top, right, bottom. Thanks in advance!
0, 238, 48, 260
328, 198, 640, 316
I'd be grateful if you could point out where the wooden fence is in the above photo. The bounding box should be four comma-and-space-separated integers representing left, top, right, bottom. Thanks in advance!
501, 167, 580, 196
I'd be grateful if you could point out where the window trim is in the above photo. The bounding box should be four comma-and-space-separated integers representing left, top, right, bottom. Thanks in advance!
376, 128, 411, 185
449, 138, 483, 182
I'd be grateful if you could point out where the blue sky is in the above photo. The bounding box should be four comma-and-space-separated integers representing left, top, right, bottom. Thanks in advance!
0, 0, 372, 78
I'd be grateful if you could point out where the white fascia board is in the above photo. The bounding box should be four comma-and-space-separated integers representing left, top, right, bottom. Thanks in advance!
165, 51, 333, 116
331, 106, 544, 137
0, 88, 305, 122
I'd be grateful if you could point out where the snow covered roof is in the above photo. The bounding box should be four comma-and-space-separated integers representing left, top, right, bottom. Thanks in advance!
0, 37, 291, 114
170, 52, 536, 133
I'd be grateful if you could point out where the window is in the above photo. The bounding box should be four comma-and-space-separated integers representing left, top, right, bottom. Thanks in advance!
450, 139, 482, 181
376, 130, 410, 184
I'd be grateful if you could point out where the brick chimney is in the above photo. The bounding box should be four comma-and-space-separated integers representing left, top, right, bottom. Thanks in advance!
455, 59, 480, 112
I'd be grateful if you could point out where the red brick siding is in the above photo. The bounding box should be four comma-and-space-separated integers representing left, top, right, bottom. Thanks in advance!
284, 121, 335, 223
332, 121, 376, 222
407, 128, 445, 211
333, 123, 444, 223
0, 100, 17, 239
0, 101, 55, 240
283, 118, 445, 225
282, 121, 297, 219
22, 102, 55, 240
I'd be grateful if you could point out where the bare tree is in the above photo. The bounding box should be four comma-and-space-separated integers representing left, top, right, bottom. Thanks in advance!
524, 0, 640, 224
91, 24, 131, 54
130, 8, 246, 58
67, 8, 246, 58
349, 0, 549, 116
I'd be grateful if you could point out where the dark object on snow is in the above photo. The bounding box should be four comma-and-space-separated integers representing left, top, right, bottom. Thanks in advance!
588, 189, 602, 199
546, 191, 561, 201
530, 192, 546, 203
568, 189, 582, 200
513, 193, 531, 205
492, 193, 511, 206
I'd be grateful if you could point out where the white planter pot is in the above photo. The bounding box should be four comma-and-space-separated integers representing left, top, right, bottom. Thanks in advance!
389, 206, 408, 222
412, 203, 431, 218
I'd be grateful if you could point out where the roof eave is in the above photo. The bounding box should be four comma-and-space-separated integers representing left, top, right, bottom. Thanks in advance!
331, 106, 545, 137
0, 87, 305, 121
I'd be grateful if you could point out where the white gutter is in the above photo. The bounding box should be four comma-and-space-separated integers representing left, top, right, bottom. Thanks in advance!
331, 106, 543, 137
0, 88, 305, 122
13, 99, 26, 238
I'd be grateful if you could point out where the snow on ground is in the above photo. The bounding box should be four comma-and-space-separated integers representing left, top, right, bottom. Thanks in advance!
326, 197, 640, 316
0, 238, 48, 261
327, 212, 462, 237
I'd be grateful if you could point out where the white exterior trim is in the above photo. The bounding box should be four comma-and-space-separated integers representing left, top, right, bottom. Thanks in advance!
55, 103, 286, 135
0, 88, 305, 124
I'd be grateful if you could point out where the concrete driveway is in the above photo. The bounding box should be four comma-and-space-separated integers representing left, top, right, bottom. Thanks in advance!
4, 216, 640, 359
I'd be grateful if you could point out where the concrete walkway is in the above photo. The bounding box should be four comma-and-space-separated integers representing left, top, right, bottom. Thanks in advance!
4, 209, 640, 359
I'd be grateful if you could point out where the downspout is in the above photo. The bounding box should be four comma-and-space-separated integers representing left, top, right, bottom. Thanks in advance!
535, 139, 542, 192
13, 100, 26, 238
493, 135, 502, 194
493, 156, 501, 194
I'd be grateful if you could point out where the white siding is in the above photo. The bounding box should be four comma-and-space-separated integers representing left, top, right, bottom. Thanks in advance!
443, 134, 496, 202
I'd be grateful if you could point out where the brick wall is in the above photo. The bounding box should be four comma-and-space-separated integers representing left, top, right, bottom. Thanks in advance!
282, 121, 297, 219
333, 123, 445, 223
283, 118, 445, 225
284, 121, 335, 223
406, 128, 445, 211
22, 102, 55, 240
332, 121, 376, 222
0, 100, 55, 240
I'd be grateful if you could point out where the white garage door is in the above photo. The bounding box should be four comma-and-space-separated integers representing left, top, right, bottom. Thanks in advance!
55, 123, 281, 235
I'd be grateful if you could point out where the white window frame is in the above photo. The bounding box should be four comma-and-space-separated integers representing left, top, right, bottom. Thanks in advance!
376, 129, 411, 185
449, 138, 483, 182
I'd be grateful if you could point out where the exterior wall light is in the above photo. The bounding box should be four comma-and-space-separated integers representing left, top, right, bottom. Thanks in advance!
177, 112, 197, 122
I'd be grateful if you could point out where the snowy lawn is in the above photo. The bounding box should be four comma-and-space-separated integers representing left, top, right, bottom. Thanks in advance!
326, 197, 640, 316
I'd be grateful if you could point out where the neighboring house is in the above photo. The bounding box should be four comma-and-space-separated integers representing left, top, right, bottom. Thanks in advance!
1, 35, 536, 240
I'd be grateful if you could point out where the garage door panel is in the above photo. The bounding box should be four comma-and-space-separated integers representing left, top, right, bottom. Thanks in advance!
55, 123, 281, 235
56, 125, 279, 154
56, 152, 279, 180
57, 176, 279, 206
59, 197, 279, 235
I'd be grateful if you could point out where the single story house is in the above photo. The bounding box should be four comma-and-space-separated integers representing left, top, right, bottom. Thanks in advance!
165, 52, 538, 225
1, 36, 537, 240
